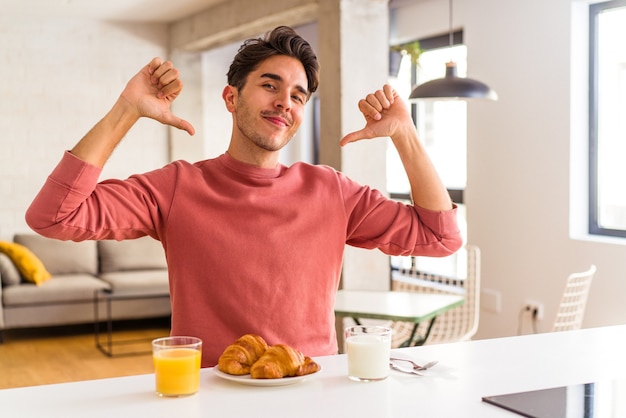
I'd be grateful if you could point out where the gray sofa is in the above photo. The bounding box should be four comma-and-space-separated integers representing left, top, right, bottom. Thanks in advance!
0, 234, 171, 341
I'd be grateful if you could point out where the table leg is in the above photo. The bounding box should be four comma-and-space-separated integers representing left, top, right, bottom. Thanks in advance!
105, 297, 113, 356
94, 291, 114, 357
352, 317, 428, 348
399, 316, 438, 347
93, 291, 100, 349
93, 290, 169, 357
420, 316, 438, 344
399, 323, 419, 347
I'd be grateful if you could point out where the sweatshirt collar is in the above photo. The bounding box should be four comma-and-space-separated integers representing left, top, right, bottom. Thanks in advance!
219, 152, 284, 179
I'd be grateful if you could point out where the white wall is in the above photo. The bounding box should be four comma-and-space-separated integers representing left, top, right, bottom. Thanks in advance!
0, 16, 169, 241
394, 0, 626, 339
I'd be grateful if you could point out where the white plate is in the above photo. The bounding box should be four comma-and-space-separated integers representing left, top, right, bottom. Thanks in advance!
213, 367, 320, 387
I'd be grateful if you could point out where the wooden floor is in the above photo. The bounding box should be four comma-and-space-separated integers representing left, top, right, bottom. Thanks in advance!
0, 318, 170, 389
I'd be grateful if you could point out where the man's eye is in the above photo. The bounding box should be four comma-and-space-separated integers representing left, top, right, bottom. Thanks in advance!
292, 95, 305, 104
263, 83, 276, 90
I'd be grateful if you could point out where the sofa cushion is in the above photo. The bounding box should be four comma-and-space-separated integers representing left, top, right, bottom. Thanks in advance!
98, 270, 169, 293
2, 274, 110, 306
14, 234, 98, 276
0, 252, 22, 286
98, 237, 167, 273
0, 241, 52, 285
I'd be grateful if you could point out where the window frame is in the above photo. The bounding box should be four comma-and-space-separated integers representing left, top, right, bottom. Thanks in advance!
588, 0, 626, 238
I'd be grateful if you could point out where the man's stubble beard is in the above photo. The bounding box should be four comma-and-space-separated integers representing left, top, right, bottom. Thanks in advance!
235, 96, 297, 152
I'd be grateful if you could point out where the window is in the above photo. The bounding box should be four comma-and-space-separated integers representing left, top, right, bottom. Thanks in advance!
388, 32, 467, 276
388, 32, 466, 201
589, 0, 626, 238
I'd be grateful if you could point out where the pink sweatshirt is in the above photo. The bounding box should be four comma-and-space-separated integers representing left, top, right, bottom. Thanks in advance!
26, 151, 462, 367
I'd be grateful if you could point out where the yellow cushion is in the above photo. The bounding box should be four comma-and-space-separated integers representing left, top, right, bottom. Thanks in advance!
0, 241, 51, 286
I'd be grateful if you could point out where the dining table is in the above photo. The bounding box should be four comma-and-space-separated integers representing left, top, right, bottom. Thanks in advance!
3, 324, 626, 417
334, 289, 465, 346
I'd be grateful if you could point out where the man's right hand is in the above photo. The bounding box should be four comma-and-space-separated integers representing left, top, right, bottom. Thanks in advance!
120, 57, 195, 136
70, 58, 194, 168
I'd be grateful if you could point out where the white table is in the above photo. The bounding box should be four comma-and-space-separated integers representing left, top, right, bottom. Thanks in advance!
334, 289, 464, 346
2, 325, 626, 417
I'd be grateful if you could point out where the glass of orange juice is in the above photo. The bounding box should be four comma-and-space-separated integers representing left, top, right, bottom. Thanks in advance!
152, 336, 202, 397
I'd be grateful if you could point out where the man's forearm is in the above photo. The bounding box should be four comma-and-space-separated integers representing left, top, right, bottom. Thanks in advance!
70, 97, 140, 168
392, 127, 453, 211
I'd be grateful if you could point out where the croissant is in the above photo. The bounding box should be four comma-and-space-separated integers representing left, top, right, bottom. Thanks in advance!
298, 356, 322, 376
250, 344, 321, 379
217, 334, 269, 375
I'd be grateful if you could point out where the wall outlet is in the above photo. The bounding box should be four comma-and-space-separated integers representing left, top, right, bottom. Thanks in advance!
523, 299, 544, 321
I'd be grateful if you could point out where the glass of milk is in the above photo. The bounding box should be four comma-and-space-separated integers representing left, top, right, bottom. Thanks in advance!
345, 325, 392, 382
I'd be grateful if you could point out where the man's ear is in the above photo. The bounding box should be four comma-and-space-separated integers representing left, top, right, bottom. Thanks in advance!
222, 85, 237, 113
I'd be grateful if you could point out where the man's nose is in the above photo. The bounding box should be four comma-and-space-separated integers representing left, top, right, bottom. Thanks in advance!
274, 92, 292, 111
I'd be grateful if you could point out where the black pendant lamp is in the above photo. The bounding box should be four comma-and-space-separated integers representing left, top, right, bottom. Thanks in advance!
409, 0, 497, 101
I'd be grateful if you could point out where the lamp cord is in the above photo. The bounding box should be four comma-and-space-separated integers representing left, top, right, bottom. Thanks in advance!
448, 0, 453, 47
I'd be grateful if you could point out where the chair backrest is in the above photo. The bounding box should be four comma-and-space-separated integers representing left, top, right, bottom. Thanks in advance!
390, 245, 481, 347
552, 265, 596, 332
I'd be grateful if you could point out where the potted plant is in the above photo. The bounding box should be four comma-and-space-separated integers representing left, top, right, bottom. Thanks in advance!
389, 40, 422, 77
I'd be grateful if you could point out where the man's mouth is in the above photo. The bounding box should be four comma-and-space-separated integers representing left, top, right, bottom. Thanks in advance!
262, 113, 291, 127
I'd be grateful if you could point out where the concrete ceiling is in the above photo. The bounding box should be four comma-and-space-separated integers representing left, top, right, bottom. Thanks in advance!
3, 0, 229, 22
4, 0, 415, 23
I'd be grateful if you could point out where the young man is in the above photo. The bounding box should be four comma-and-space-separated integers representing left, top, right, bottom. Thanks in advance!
26, 26, 462, 367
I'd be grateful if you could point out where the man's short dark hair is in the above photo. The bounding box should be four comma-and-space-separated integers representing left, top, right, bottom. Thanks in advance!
226, 26, 320, 98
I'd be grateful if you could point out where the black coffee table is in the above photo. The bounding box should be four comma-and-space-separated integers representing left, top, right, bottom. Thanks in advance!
93, 288, 170, 357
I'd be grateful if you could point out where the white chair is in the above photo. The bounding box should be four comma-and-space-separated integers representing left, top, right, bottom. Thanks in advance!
552, 265, 596, 332
389, 245, 481, 347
